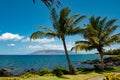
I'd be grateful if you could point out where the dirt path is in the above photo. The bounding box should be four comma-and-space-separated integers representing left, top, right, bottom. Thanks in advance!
88, 76, 104, 80
89, 72, 120, 80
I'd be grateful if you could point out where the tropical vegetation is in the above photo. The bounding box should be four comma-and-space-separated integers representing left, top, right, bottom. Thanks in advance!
104, 48, 120, 55
30, 7, 86, 74
1, 67, 120, 80
71, 16, 120, 69
104, 73, 120, 80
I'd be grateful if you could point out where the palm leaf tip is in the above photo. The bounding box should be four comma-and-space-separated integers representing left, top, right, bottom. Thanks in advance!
33, 0, 35, 4
71, 46, 75, 51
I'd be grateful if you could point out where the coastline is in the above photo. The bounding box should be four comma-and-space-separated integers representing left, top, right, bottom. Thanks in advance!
81, 56, 120, 68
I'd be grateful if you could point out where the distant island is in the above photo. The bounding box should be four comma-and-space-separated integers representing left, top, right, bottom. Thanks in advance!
30, 50, 74, 55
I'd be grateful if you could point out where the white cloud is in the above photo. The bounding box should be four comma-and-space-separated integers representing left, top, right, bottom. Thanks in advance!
8, 43, 15, 47
22, 37, 30, 42
28, 44, 63, 51
0, 32, 24, 41
22, 37, 55, 43
28, 45, 43, 50
27, 42, 74, 51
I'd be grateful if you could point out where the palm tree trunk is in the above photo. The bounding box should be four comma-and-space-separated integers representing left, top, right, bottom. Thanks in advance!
100, 53, 104, 69
97, 48, 104, 70
62, 38, 75, 74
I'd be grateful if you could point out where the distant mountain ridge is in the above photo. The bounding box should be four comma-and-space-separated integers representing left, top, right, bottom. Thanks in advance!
30, 50, 73, 55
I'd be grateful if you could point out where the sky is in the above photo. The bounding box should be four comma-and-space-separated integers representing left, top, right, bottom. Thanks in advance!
0, 0, 120, 55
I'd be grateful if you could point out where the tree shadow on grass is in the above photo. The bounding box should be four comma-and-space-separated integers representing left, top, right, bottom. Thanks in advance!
77, 67, 117, 74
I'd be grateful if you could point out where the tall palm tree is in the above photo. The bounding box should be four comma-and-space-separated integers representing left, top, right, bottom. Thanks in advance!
33, 0, 61, 10
30, 7, 86, 74
71, 16, 120, 69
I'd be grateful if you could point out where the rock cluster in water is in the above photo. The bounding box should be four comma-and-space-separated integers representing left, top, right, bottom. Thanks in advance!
81, 57, 120, 67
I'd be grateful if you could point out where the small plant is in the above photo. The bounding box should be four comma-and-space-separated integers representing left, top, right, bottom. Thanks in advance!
36, 68, 52, 76
20, 72, 33, 78
104, 73, 120, 80
52, 66, 69, 77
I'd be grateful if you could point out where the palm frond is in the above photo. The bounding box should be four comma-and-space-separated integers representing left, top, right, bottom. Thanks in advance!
104, 33, 120, 45
30, 31, 46, 40
66, 14, 80, 27
72, 16, 86, 27
59, 7, 71, 27
75, 40, 90, 44
39, 26, 55, 33
60, 7, 71, 20
104, 19, 118, 30
101, 25, 119, 39
51, 8, 58, 22
99, 17, 107, 28
33, 0, 61, 10
95, 16, 101, 25
67, 27, 82, 35
71, 44, 92, 52
30, 31, 58, 41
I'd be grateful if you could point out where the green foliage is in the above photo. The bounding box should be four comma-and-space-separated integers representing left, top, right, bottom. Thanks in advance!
72, 16, 120, 53
104, 48, 120, 55
52, 66, 69, 77
0, 78, 19, 80
104, 73, 120, 80
36, 68, 52, 76
112, 55, 120, 61
20, 72, 33, 78
72, 16, 120, 70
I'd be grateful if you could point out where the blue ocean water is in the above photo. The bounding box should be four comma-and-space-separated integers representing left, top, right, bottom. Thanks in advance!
0, 54, 100, 75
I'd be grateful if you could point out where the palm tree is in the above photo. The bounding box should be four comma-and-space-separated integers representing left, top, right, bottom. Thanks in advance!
30, 7, 86, 74
71, 16, 120, 69
33, 0, 61, 10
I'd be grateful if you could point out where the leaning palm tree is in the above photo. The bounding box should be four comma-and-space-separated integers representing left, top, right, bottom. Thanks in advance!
33, 0, 61, 10
71, 16, 120, 69
30, 7, 86, 74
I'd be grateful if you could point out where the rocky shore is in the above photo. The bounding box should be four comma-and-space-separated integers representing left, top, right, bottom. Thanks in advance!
81, 57, 120, 67
0, 69, 13, 77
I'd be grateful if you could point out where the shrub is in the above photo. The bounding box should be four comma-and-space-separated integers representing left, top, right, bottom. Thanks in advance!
36, 68, 52, 76
112, 55, 120, 61
104, 48, 120, 55
20, 72, 33, 78
52, 66, 69, 77
103, 73, 120, 80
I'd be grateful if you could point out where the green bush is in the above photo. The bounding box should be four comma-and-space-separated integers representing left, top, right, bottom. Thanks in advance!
36, 68, 52, 76
104, 73, 120, 80
52, 66, 69, 77
104, 48, 120, 55
112, 55, 120, 61
20, 72, 33, 78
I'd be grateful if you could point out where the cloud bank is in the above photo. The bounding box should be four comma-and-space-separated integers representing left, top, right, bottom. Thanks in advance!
22, 37, 55, 43
0, 32, 24, 41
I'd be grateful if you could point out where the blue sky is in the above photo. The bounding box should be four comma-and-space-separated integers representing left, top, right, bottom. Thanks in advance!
0, 0, 120, 55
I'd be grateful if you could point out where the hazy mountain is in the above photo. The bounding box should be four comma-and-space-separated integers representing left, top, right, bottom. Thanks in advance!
30, 50, 73, 55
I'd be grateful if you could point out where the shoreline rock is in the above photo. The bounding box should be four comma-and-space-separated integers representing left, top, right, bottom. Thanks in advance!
0, 69, 13, 77
81, 57, 120, 67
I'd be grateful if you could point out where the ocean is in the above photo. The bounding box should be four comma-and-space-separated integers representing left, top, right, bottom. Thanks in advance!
0, 54, 101, 75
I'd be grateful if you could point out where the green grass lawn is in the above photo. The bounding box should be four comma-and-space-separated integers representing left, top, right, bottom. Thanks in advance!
0, 72, 101, 80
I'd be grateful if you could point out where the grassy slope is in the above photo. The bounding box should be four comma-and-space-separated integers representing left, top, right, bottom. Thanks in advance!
0, 72, 102, 80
